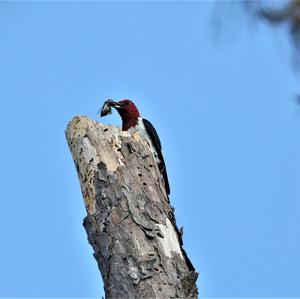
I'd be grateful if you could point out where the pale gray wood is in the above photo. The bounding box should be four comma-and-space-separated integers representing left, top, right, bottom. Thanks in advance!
66, 115, 198, 298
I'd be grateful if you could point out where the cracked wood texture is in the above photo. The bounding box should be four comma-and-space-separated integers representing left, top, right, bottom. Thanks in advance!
66, 115, 198, 298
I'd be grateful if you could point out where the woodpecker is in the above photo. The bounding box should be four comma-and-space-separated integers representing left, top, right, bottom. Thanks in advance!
100, 99, 170, 195
100, 99, 196, 273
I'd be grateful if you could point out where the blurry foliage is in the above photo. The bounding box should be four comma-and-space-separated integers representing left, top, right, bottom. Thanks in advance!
244, 0, 300, 51
212, 0, 300, 100
244, 0, 300, 100
212, 0, 300, 61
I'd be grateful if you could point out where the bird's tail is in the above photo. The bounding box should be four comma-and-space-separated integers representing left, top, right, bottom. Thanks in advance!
159, 154, 170, 195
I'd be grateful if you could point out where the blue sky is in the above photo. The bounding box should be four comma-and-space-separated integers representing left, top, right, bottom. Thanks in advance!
0, 1, 299, 298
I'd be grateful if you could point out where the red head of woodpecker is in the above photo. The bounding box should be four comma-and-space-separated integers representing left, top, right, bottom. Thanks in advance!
111, 99, 141, 131
100, 99, 170, 195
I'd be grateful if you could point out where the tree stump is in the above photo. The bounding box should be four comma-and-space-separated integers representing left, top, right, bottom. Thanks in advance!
66, 115, 198, 298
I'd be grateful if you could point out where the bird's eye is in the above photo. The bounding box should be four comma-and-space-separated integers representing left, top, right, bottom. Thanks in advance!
125, 101, 130, 106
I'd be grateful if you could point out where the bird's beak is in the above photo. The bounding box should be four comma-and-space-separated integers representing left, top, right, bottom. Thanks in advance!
110, 101, 122, 109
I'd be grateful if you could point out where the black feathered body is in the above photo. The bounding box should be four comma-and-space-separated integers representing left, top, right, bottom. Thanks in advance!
128, 117, 170, 195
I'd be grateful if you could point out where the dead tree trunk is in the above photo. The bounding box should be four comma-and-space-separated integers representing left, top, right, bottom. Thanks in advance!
66, 115, 198, 298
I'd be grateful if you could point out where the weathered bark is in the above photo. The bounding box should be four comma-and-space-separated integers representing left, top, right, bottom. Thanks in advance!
66, 115, 198, 298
